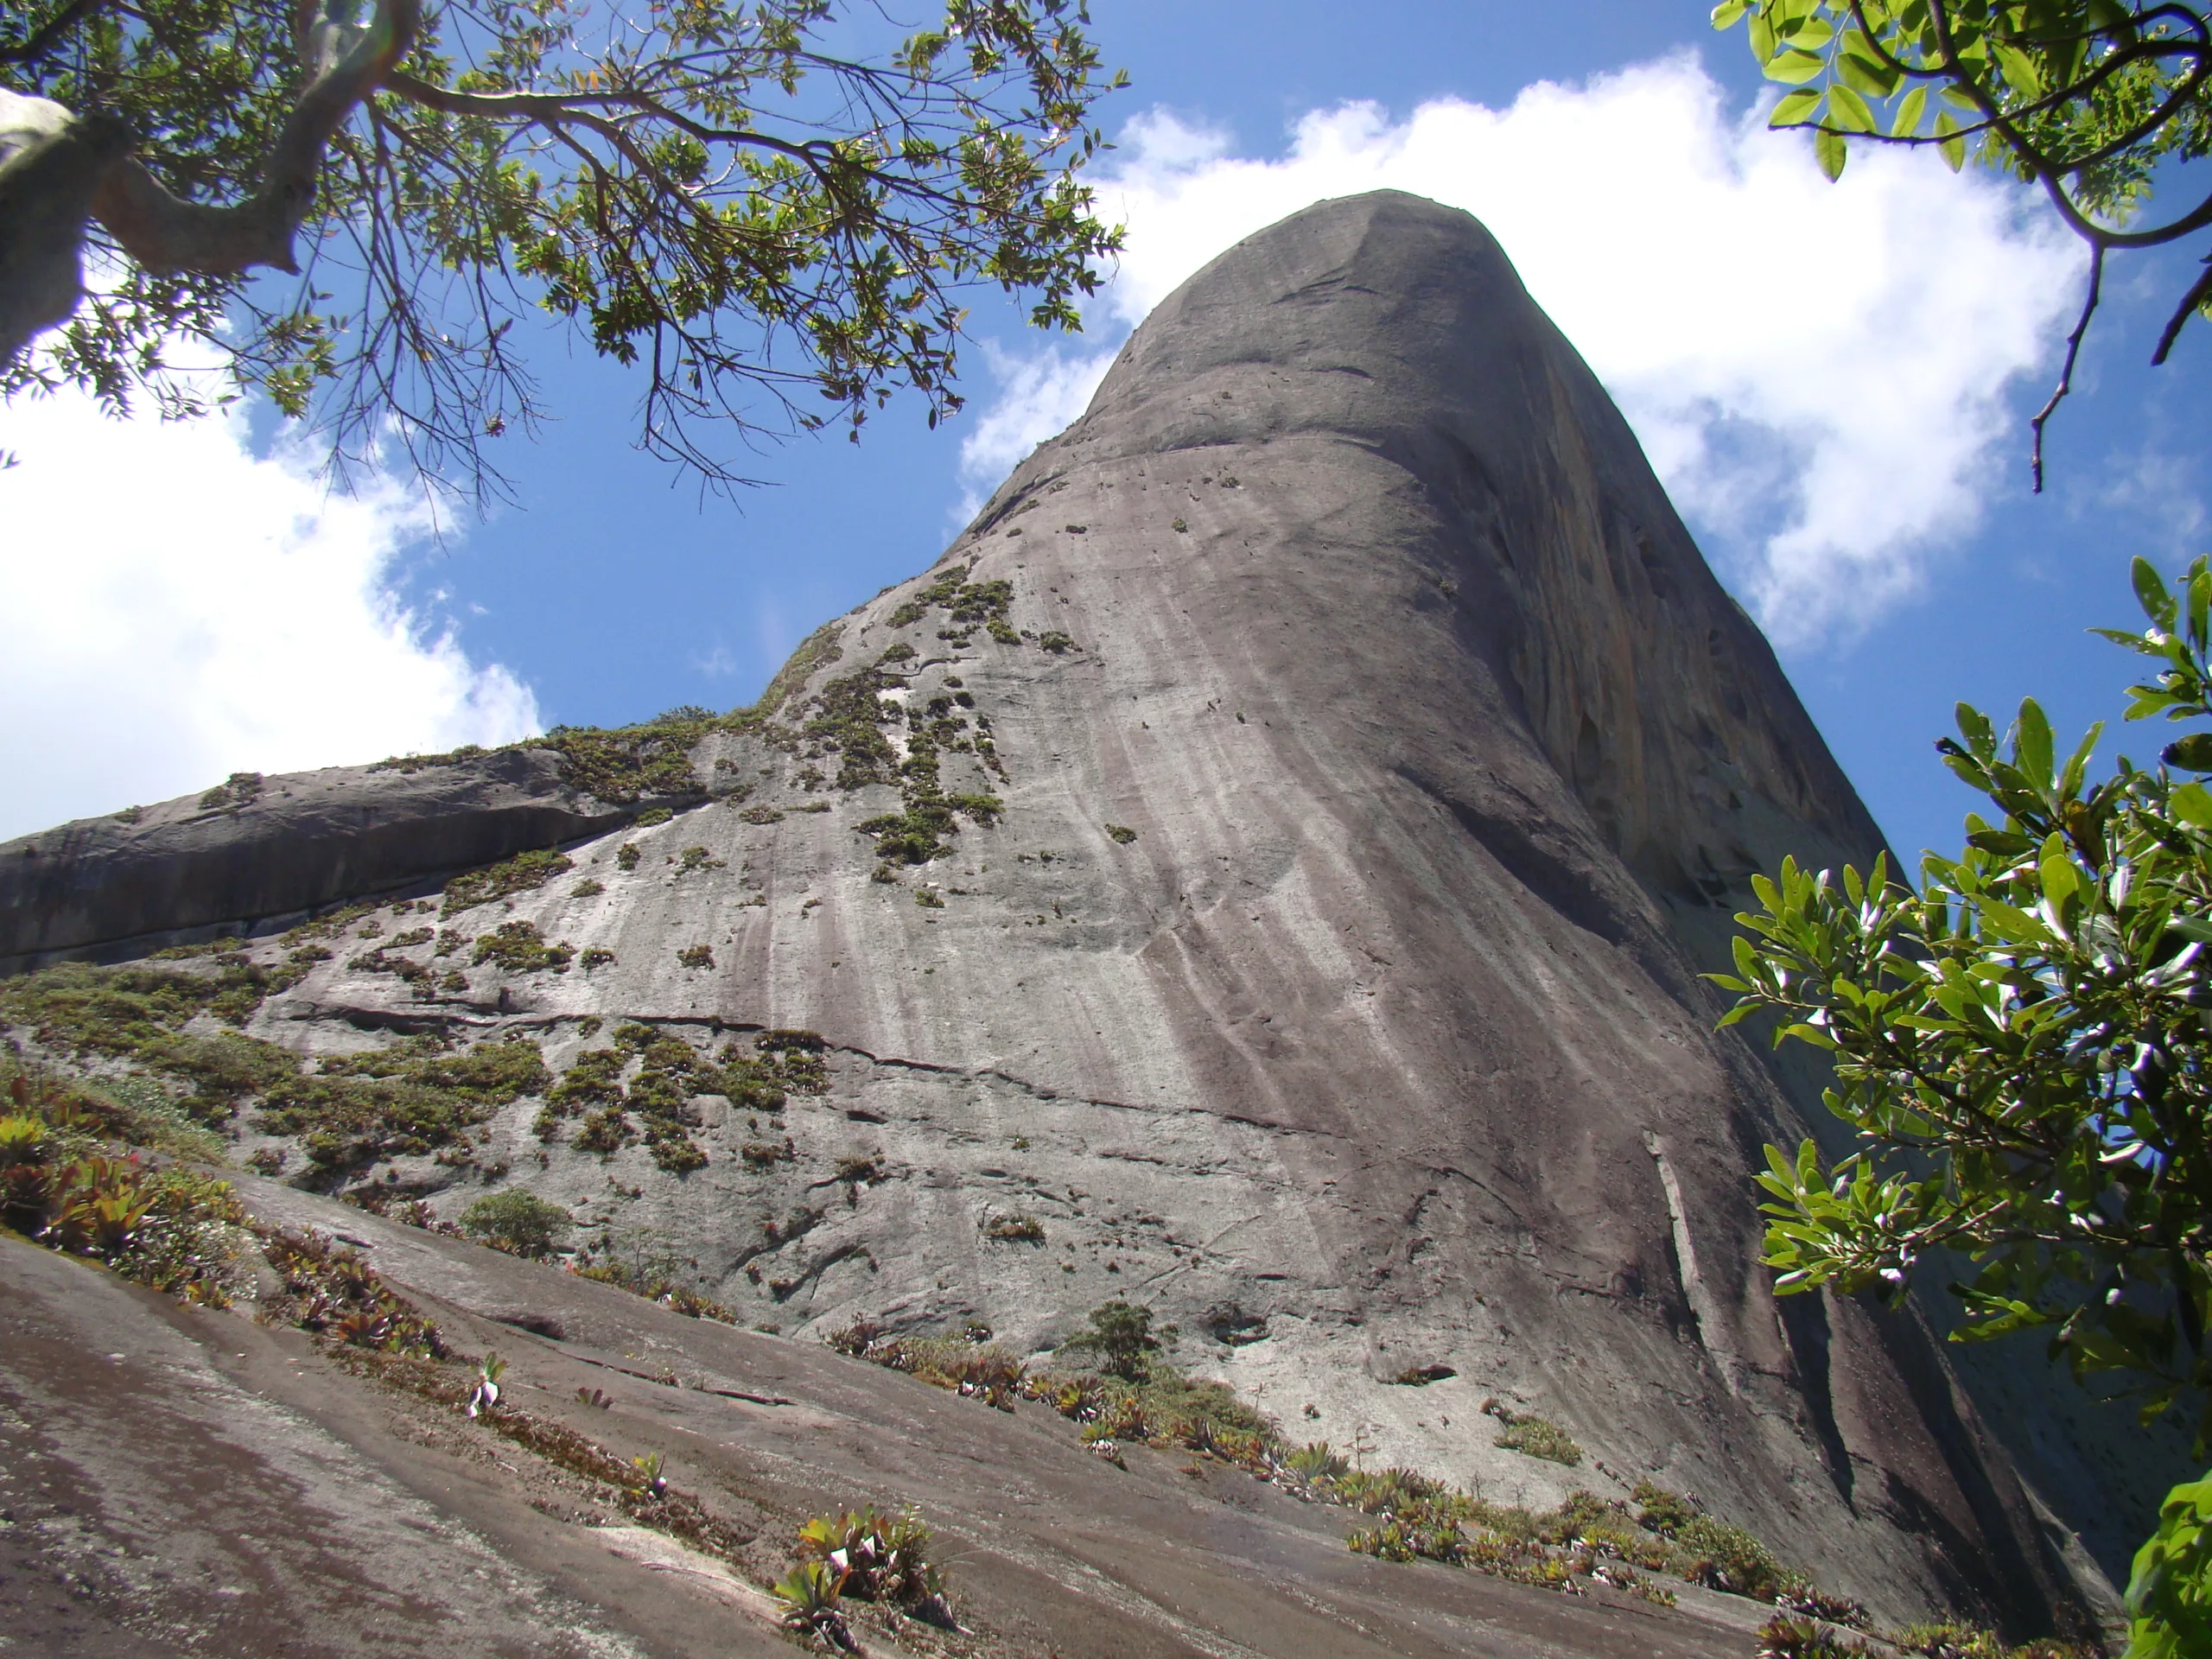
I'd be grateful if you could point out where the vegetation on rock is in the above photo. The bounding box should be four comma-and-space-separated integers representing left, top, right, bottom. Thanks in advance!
442, 849, 574, 917
1056, 1298, 1172, 1380
0, 950, 549, 1182
472, 920, 575, 975
820, 1308, 1942, 1621
1484, 1397, 1584, 1466
460, 1188, 572, 1257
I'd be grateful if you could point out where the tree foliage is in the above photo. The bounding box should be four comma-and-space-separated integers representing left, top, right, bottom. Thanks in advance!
1058, 1299, 1171, 1380
460, 1185, 571, 1255
1717, 557, 2212, 1648
1716, 556, 2212, 1445
1713, 1, 2212, 486
2130, 1470, 2212, 1658
0, 0, 1124, 501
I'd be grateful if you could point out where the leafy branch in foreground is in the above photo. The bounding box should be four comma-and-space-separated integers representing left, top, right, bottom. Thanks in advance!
1714, 554, 2212, 1654
1713, 2, 2212, 486
0, 0, 1125, 505
1716, 555, 2212, 1440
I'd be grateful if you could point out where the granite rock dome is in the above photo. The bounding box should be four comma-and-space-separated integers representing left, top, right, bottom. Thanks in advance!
1, 190, 2162, 1629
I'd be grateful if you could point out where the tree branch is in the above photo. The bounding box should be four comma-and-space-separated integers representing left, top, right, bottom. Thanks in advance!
90, 0, 422, 276
2031, 233, 2104, 494
2154, 256, 2212, 365
0, 0, 108, 67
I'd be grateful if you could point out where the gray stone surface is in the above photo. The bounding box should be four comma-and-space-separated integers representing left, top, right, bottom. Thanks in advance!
0, 745, 639, 970
0, 1197, 1774, 1659
3, 191, 2162, 1631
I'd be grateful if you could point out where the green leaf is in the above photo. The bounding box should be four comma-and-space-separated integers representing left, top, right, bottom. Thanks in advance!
2171, 782, 2212, 828
2060, 721, 2103, 800
1779, 16, 1834, 51
1711, 0, 1752, 26
1836, 42, 1900, 100
2137, 556, 2178, 629
1975, 897, 2054, 944
2164, 734, 2212, 772
1815, 125, 1848, 180
2091, 626, 2162, 652
1769, 87, 1825, 128
2038, 835, 2080, 908
1749, 4, 1777, 60
1769, 47, 1828, 85
1993, 43, 2044, 99
1827, 83, 1878, 133
2015, 698, 2055, 787
1892, 82, 1929, 137
1936, 110, 1966, 170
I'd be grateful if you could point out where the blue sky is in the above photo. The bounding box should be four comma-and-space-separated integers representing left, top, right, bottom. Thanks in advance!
5, 1, 2210, 868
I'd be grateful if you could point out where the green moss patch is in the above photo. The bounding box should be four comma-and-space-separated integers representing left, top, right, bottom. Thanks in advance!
1484, 1398, 1582, 1466
197, 770, 266, 811
472, 921, 575, 975
256, 1033, 550, 1177
883, 563, 1016, 646
442, 848, 574, 917
534, 1027, 824, 1173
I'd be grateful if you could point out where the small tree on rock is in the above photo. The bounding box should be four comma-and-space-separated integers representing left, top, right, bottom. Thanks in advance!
461, 1187, 571, 1258
1059, 1299, 1172, 1380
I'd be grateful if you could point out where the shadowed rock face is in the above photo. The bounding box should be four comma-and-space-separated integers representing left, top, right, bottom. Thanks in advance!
0, 192, 2149, 1630
0, 747, 634, 972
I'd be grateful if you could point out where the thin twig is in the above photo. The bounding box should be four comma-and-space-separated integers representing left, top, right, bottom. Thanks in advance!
2154, 256, 2212, 365
2032, 241, 2105, 494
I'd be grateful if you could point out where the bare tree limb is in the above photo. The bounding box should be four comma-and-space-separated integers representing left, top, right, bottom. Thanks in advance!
2154, 257, 2212, 365
2031, 241, 2104, 495
0, 95, 133, 361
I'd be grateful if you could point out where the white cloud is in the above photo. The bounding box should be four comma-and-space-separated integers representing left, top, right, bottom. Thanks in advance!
0, 386, 538, 840
955, 340, 1117, 521
964, 54, 2085, 642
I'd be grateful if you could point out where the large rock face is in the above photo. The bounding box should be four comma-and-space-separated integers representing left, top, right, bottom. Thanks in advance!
1, 191, 2155, 1628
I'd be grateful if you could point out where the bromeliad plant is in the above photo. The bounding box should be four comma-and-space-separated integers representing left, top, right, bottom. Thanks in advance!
771, 1559, 853, 1649
771, 1504, 953, 1644
796, 1506, 953, 1624
1, 1073, 257, 1303
467, 1352, 507, 1418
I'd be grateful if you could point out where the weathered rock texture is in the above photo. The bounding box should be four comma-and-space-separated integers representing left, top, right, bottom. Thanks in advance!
0, 1188, 1783, 1658
1, 191, 2161, 1630
0, 747, 642, 972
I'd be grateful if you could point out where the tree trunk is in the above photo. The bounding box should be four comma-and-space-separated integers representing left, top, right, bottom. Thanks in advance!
0, 0, 418, 369
0, 92, 127, 365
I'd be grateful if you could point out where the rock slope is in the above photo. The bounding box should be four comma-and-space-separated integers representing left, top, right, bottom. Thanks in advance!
0, 1185, 1783, 1658
0, 191, 2156, 1630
